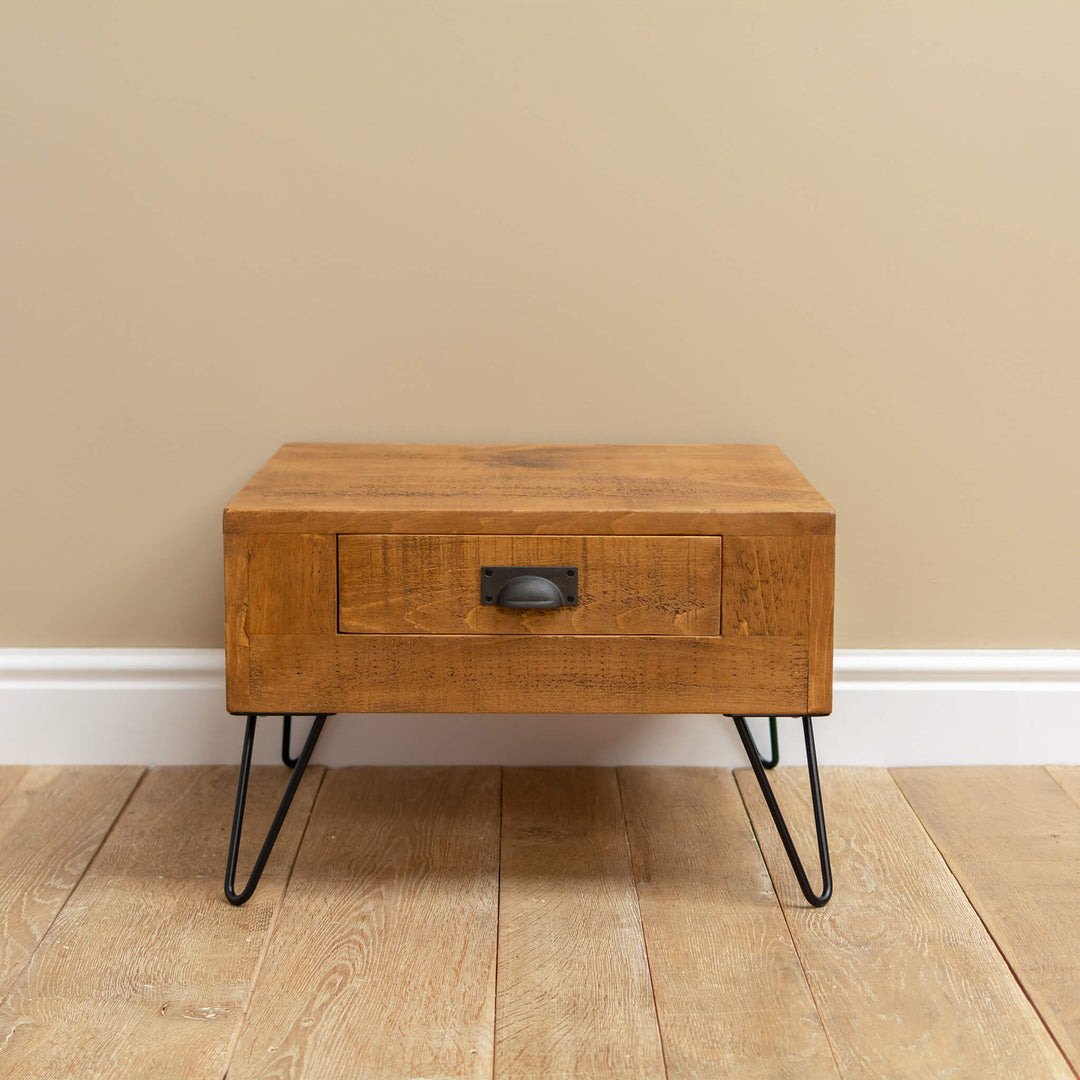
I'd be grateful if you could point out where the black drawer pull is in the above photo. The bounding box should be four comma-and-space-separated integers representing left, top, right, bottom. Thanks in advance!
481, 566, 578, 609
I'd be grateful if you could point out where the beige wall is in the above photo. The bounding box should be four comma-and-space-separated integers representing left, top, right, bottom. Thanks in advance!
2, 3, 1078, 649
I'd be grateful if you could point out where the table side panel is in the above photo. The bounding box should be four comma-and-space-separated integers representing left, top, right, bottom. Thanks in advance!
808, 533, 835, 715
224, 533, 251, 714
224, 533, 337, 713
338, 535, 722, 637
246, 633, 809, 715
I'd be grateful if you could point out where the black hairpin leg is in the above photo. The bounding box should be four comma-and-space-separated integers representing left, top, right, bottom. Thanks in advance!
731, 714, 832, 907
743, 715, 780, 769
281, 715, 298, 767
225, 713, 328, 906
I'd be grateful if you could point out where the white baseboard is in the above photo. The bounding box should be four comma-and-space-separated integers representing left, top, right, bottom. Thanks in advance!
1, 648, 1078, 767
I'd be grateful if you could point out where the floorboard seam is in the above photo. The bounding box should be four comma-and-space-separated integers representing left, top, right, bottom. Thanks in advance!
0, 766, 148, 1014
732, 767, 846, 1080
1046, 766, 1080, 813
615, 767, 670, 1080
887, 769, 1080, 1080
67, 766, 149, 893
492, 766, 504, 1080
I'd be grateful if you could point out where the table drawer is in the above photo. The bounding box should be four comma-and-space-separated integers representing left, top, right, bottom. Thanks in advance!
225, 529, 829, 716
337, 534, 722, 636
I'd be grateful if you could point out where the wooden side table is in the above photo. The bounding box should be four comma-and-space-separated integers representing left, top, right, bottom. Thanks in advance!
223, 444, 835, 906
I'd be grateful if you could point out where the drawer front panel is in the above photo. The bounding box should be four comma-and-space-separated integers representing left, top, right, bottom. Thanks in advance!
338, 535, 722, 636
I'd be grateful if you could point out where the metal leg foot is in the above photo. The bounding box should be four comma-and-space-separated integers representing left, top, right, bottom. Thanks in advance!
224, 713, 328, 906
731, 714, 832, 907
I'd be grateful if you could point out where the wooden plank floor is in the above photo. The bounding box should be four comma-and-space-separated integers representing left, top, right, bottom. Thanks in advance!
1, 765, 1079, 1080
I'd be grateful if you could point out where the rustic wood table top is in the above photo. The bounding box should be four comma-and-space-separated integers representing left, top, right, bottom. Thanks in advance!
224, 443, 834, 537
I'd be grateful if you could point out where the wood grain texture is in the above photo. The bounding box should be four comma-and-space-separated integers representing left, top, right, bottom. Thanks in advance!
496, 768, 665, 1080
338, 534, 722, 636
807, 533, 835, 715
246, 534, 336, 635
0, 765, 322, 1080
224, 532, 251, 713
228, 767, 501, 1080
736, 767, 1073, 1080
721, 536, 811, 638
225, 444, 835, 537
0, 767, 143, 1002
618, 767, 838, 1080
895, 766, 1080, 1069
247, 633, 809, 715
